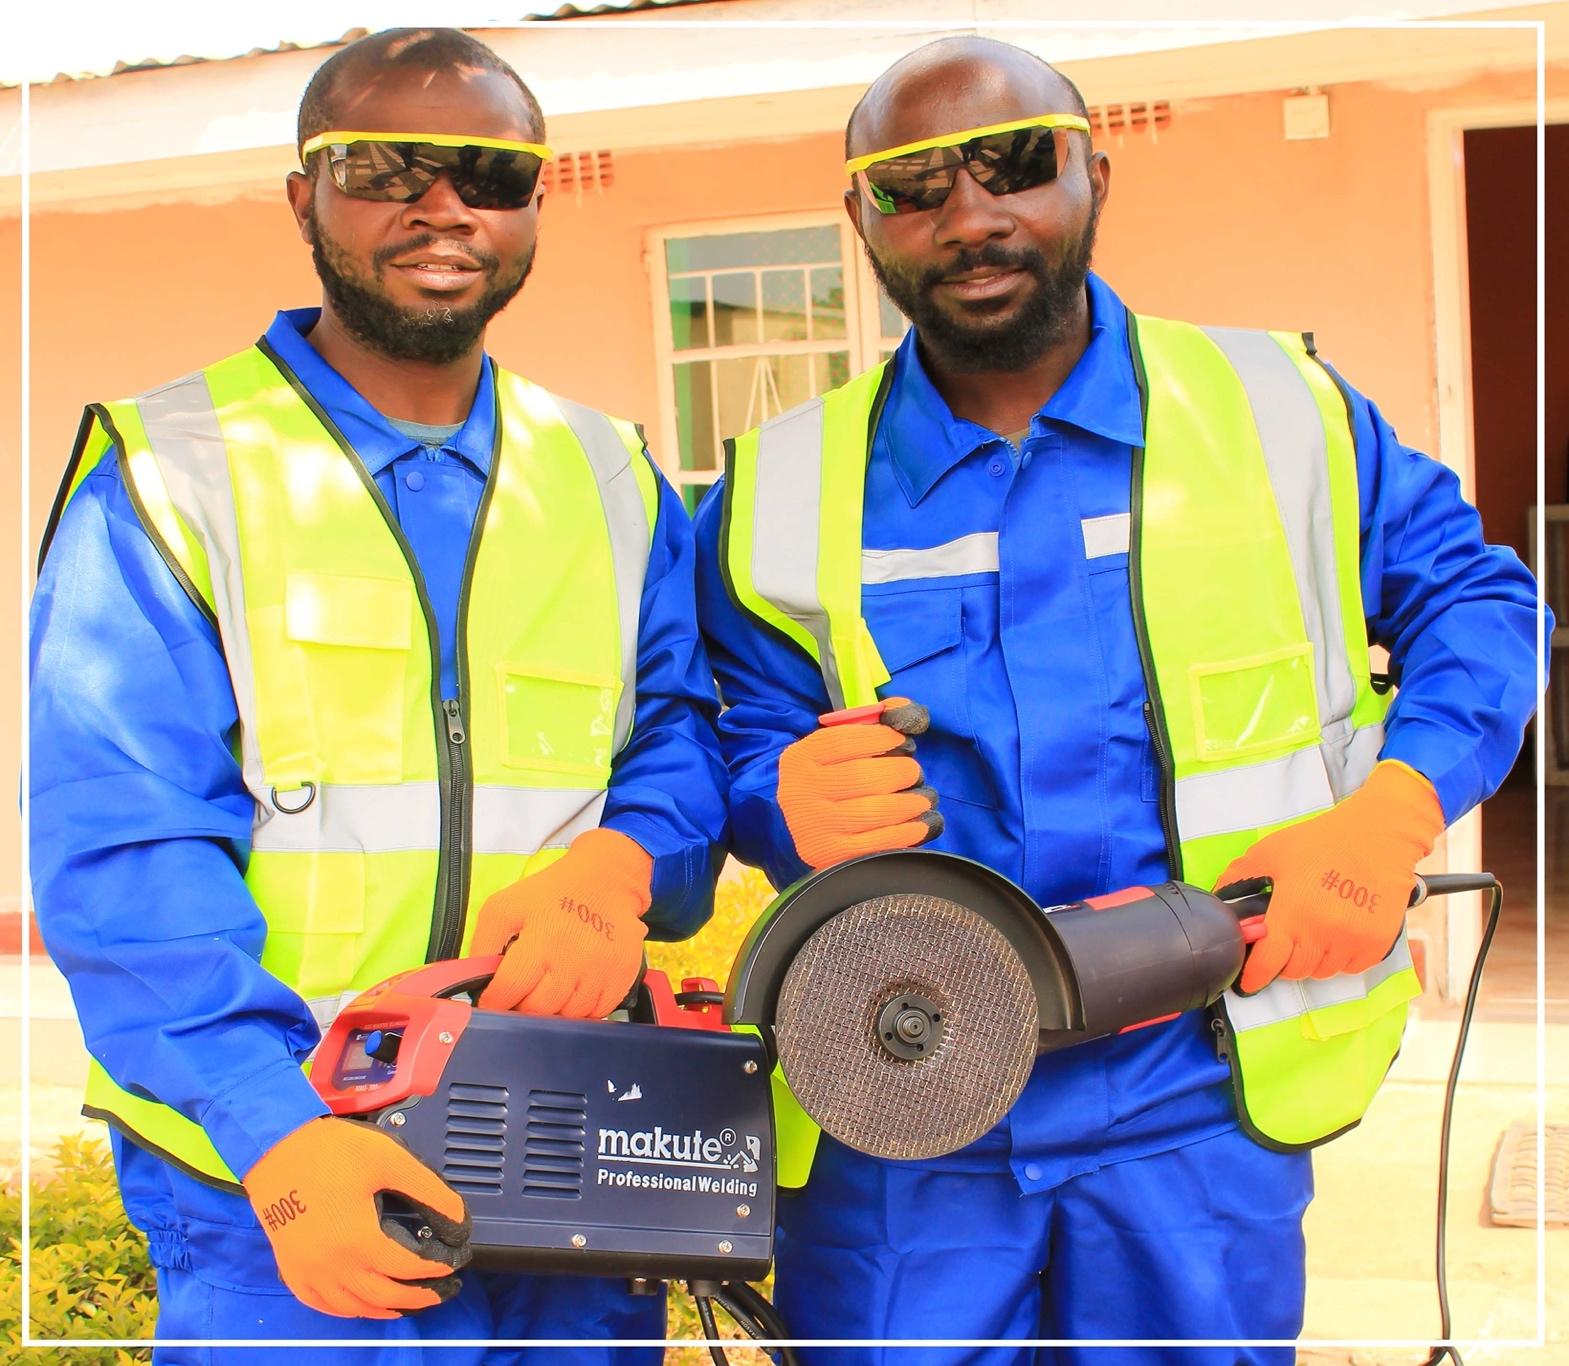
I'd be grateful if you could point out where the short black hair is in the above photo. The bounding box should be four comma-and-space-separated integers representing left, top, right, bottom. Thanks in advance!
844, 42, 1091, 158
297, 28, 545, 160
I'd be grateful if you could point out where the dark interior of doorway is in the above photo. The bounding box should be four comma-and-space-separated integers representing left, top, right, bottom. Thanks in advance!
1463, 122, 1567, 1013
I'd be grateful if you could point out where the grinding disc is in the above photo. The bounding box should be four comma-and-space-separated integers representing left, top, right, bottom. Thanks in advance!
774, 892, 1039, 1161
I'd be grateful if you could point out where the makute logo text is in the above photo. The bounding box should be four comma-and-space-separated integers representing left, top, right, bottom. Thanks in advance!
597, 1125, 761, 1195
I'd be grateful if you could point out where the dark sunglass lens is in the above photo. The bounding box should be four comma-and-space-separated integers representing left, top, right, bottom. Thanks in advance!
864, 145, 963, 213
966, 127, 1061, 196
449, 146, 542, 210
331, 142, 440, 201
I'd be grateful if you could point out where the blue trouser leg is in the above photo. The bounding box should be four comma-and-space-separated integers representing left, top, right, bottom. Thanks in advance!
112, 1135, 664, 1364
1037, 1126, 1312, 1365
148, 1263, 666, 1365
775, 1128, 1311, 1366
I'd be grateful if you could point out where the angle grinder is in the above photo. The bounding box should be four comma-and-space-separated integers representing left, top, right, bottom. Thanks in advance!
725, 848, 1486, 1163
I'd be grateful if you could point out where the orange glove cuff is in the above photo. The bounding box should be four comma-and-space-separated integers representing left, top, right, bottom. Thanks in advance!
244, 1117, 469, 1320
471, 826, 653, 1018
1218, 760, 1444, 993
777, 698, 942, 869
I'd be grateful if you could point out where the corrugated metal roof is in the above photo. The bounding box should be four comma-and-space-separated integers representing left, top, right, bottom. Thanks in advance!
14, 1, 723, 88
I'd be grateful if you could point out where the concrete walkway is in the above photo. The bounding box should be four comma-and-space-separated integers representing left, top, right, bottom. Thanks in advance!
1297, 1012, 1568, 1364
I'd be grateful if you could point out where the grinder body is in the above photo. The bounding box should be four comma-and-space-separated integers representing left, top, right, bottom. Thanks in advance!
1037, 880, 1256, 1047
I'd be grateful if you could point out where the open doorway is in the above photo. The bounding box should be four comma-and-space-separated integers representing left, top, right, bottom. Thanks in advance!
1463, 121, 1568, 1017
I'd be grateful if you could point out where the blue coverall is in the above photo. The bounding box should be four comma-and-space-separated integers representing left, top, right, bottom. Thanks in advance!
692, 272, 1545, 1364
29, 308, 729, 1363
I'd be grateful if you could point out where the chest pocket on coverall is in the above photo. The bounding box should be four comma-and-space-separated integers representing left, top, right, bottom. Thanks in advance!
862, 585, 998, 810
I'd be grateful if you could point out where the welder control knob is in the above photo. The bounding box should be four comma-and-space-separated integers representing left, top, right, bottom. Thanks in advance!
877, 992, 944, 1061
364, 1030, 402, 1064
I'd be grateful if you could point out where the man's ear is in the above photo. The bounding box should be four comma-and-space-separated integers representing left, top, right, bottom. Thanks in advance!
285, 171, 314, 245
843, 185, 864, 242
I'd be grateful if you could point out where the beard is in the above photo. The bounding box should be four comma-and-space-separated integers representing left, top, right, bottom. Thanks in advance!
306, 209, 533, 365
867, 190, 1101, 374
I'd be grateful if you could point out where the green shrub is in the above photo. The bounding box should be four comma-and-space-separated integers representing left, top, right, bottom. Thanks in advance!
648, 864, 776, 988
3, 871, 785, 1363
3, 1133, 154, 1362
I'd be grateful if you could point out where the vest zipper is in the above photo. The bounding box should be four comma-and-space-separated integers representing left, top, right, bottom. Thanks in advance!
1125, 332, 1183, 881
431, 697, 470, 961
427, 377, 501, 962
1141, 697, 1180, 875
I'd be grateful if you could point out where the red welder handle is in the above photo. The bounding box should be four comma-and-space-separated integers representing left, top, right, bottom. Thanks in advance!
395, 954, 504, 1001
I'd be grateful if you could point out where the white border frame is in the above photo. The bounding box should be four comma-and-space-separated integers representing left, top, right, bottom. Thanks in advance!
18, 12, 1552, 1357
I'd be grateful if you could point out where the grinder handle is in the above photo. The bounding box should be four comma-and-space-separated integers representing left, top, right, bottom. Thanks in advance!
1218, 872, 1456, 944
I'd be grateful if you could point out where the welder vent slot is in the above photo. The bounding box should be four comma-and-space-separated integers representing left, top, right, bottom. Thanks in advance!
522, 1089, 587, 1199
442, 1083, 508, 1193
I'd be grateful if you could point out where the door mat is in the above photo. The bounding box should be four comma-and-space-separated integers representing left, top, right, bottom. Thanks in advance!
1487, 1120, 1569, 1227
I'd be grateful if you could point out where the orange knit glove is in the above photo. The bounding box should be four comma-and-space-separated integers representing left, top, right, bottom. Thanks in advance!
1216, 760, 1445, 994
471, 826, 653, 1018
777, 698, 944, 870
243, 1116, 470, 1319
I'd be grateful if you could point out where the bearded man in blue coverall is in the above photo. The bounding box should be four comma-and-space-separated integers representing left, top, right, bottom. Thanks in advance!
693, 36, 1545, 1364
29, 28, 726, 1362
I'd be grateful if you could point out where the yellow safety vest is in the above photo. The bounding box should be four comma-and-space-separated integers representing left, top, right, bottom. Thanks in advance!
48, 340, 658, 1189
723, 313, 1420, 1184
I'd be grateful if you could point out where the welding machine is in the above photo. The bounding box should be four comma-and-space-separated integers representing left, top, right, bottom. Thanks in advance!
312, 957, 776, 1285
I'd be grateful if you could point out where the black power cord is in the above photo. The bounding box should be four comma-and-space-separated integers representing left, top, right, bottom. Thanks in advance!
687, 1280, 803, 1366
693, 1291, 728, 1366
1416, 874, 1504, 1366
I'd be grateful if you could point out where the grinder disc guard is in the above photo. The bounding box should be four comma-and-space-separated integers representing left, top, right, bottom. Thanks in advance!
774, 892, 1038, 1160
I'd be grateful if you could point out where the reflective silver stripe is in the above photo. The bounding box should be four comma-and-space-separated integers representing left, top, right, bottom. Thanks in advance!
1202, 327, 1364, 799
1322, 717, 1385, 803
1080, 513, 1130, 560
136, 375, 268, 795
253, 782, 606, 856
1223, 928, 1415, 1032
471, 786, 607, 857
752, 399, 848, 707
862, 532, 999, 584
303, 990, 363, 1035
1174, 720, 1385, 840
1174, 746, 1334, 841
550, 395, 651, 755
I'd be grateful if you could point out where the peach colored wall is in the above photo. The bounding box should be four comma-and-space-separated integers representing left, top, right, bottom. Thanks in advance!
1, 217, 18, 917
1094, 80, 1442, 452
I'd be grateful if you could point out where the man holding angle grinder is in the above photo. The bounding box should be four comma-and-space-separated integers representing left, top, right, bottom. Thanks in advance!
694, 34, 1545, 1363
29, 27, 726, 1359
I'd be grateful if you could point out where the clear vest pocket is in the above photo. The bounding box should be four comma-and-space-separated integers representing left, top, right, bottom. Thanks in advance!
497, 663, 622, 781
1188, 643, 1320, 760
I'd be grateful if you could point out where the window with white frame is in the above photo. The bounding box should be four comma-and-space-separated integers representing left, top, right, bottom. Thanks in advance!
651, 215, 907, 510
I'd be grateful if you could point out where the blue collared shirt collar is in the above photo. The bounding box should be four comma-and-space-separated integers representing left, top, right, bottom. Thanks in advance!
261, 308, 497, 478
878, 272, 1146, 507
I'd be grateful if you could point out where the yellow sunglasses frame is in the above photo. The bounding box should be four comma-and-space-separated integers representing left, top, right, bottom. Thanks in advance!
843, 113, 1091, 178
299, 130, 556, 168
